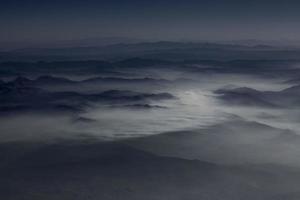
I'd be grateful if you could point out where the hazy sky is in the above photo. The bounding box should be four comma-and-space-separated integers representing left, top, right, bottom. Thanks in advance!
1, 0, 300, 47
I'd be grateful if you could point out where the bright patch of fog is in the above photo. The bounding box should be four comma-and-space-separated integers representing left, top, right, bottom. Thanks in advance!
79, 90, 227, 139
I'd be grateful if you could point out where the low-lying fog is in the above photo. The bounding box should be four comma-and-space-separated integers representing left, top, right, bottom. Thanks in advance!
0, 71, 294, 143
2, 59, 300, 199
0, 68, 298, 150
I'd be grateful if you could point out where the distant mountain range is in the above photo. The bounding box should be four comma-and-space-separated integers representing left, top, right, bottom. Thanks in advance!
2, 41, 300, 61
0, 36, 147, 51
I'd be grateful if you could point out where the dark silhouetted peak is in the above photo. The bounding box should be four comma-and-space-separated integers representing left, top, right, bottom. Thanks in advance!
215, 87, 279, 108
116, 57, 171, 67
13, 76, 32, 87
281, 84, 300, 94
231, 87, 260, 94
284, 77, 300, 84
251, 44, 275, 49
94, 90, 175, 103
84, 76, 169, 84
146, 92, 175, 100
215, 87, 260, 95
35, 75, 74, 84
122, 104, 167, 109
0, 84, 44, 97
72, 117, 96, 123
100, 90, 141, 97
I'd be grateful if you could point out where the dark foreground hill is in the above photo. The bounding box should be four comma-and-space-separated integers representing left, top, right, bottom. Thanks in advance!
0, 140, 299, 200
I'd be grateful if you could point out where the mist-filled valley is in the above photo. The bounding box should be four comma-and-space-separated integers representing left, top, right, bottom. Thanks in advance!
1, 43, 300, 199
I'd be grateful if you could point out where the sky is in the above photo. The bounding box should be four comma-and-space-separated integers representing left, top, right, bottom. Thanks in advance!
1, 0, 300, 48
